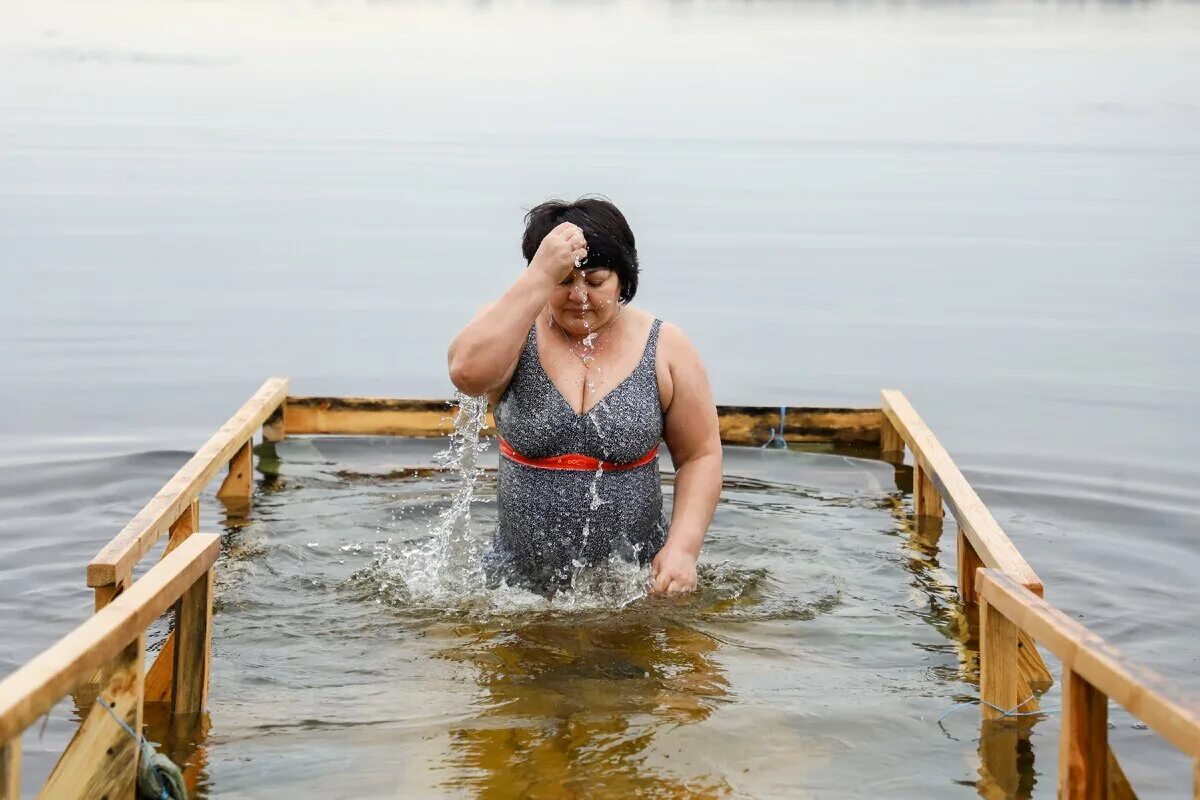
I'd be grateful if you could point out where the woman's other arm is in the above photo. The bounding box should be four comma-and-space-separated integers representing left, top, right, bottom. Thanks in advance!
448, 222, 584, 396
653, 324, 723, 595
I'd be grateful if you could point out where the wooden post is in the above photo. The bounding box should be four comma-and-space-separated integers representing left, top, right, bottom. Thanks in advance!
93, 569, 130, 612
40, 635, 145, 800
162, 500, 199, 560
980, 596, 1020, 721
216, 440, 253, 502
1, 738, 18, 800
171, 567, 214, 715
957, 525, 984, 605
879, 415, 904, 463
1059, 669, 1109, 799
914, 462, 944, 519
262, 403, 285, 443
145, 501, 201, 704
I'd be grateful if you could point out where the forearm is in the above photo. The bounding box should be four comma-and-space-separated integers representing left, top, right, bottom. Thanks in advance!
448, 269, 556, 394
664, 450, 723, 558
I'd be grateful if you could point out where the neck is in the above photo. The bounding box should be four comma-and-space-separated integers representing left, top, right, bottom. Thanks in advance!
550, 304, 623, 343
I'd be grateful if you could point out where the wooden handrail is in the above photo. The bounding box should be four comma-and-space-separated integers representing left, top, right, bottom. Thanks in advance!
87, 378, 287, 588
881, 389, 1043, 594
0, 534, 220, 743
977, 568, 1200, 759
282, 396, 883, 448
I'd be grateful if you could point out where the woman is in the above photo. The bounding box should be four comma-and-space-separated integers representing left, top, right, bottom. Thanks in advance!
448, 198, 722, 596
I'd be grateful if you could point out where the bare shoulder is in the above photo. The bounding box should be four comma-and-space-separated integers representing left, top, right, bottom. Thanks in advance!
653, 320, 710, 412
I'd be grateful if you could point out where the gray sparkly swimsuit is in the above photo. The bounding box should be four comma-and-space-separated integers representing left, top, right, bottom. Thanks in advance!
489, 318, 668, 591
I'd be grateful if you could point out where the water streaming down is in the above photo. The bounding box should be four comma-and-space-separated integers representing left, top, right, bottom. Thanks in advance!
357, 382, 652, 613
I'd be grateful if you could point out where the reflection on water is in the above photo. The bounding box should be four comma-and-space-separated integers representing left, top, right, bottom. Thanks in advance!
152, 438, 994, 798
438, 615, 730, 798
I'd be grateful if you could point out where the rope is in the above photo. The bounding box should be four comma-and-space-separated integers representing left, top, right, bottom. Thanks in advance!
937, 694, 1060, 725
94, 697, 188, 800
761, 406, 788, 449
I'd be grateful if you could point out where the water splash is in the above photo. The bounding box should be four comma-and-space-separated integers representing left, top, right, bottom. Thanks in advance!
352, 391, 652, 614
366, 392, 491, 604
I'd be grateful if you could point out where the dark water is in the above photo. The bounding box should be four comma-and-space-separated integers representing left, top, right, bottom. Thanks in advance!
2, 0, 1199, 796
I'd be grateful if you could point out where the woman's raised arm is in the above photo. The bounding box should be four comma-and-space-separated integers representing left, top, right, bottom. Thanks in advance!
447, 222, 586, 396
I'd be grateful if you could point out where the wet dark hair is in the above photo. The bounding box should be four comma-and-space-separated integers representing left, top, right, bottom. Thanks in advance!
521, 197, 639, 303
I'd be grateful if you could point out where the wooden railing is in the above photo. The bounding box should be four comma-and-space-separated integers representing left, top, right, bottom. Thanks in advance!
2, 379, 1185, 796
84, 378, 286, 707
0, 534, 219, 799
281, 395, 884, 449
977, 569, 1200, 798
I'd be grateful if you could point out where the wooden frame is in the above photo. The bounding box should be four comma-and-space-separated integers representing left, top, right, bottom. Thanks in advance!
977, 569, 1200, 797
280, 395, 884, 449
4, 379, 1192, 796
0, 535, 220, 798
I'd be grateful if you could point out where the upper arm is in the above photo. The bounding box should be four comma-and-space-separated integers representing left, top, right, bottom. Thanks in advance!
658, 323, 721, 466
448, 301, 524, 401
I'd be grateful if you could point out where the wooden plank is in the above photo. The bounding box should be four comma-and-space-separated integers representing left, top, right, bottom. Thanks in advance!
88, 378, 287, 587
144, 633, 175, 704
0, 535, 220, 742
171, 568, 214, 716
980, 595, 1021, 721
957, 525, 984, 604
978, 569, 1200, 758
262, 403, 285, 443
39, 635, 144, 800
92, 574, 128, 613
914, 462, 944, 518
879, 414, 904, 462
161, 500, 199, 561
285, 397, 484, 437
216, 440, 253, 501
283, 396, 884, 447
1059, 669, 1109, 799
716, 406, 882, 447
882, 390, 1043, 594
144, 501, 200, 705
1, 738, 18, 800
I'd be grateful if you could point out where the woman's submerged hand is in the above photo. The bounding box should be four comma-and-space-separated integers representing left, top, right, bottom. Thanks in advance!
650, 543, 698, 595
529, 221, 588, 283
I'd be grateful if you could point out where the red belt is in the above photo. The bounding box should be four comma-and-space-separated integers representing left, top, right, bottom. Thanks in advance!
498, 436, 658, 472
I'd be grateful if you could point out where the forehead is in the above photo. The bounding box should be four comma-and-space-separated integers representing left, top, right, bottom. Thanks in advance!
565, 266, 615, 280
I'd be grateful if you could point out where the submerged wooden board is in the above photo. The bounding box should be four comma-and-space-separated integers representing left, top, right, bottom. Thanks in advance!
0, 535, 220, 742
882, 390, 1043, 594
978, 569, 1200, 759
283, 396, 882, 447
88, 378, 287, 587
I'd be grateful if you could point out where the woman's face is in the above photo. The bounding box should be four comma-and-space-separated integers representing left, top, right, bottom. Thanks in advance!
548, 268, 622, 336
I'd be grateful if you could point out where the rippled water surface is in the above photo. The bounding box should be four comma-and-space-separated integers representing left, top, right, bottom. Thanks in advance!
2, 0, 1199, 797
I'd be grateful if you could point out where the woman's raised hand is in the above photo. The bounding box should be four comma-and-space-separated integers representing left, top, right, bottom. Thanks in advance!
529, 221, 588, 283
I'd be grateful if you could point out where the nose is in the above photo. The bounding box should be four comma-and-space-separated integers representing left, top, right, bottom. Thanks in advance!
568, 283, 588, 304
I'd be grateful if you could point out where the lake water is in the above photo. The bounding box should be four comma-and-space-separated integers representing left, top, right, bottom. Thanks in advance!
1, 0, 1198, 797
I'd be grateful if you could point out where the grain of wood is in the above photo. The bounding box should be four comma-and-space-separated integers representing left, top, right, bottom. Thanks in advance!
882, 390, 1042, 594
980, 596, 1021, 721
978, 569, 1200, 759
216, 440, 254, 501
172, 568, 213, 715
88, 378, 287, 587
958, 525, 984, 605
1059, 669, 1109, 799
0, 738, 18, 800
0, 535, 220, 742
38, 636, 144, 800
